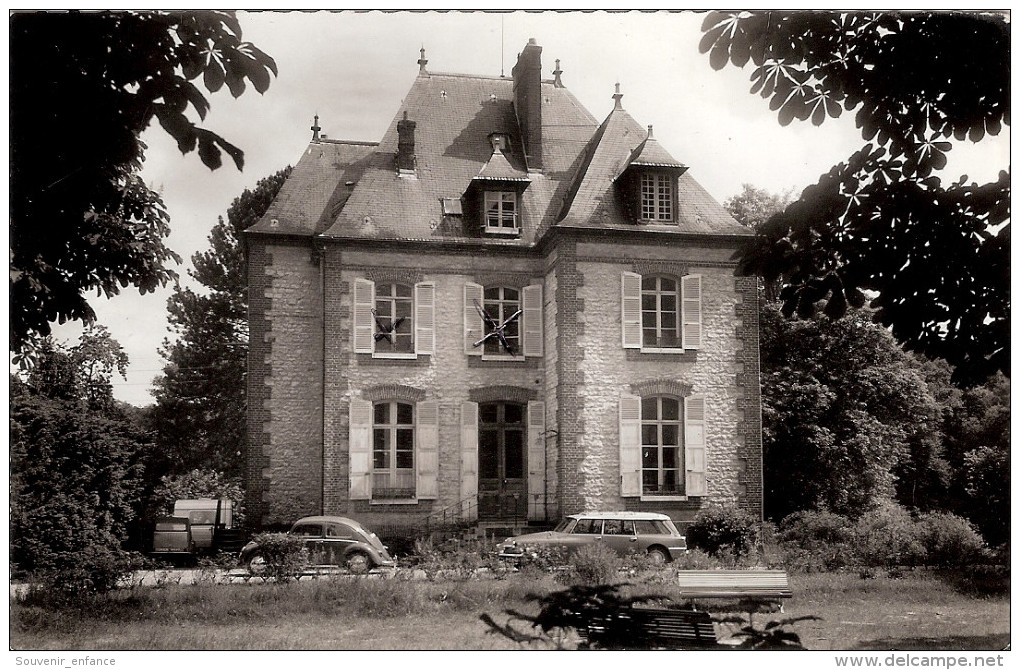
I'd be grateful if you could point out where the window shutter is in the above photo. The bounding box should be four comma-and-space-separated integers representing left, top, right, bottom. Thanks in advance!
464, 282, 484, 356
460, 402, 479, 520
619, 394, 642, 497
522, 283, 543, 357
353, 278, 376, 354
527, 401, 546, 521
349, 398, 373, 500
684, 395, 707, 496
414, 282, 435, 355
681, 274, 702, 350
621, 272, 642, 349
416, 400, 439, 499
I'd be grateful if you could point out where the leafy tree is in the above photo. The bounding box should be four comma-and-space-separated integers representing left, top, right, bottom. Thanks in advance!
759, 303, 947, 521
724, 184, 794, 301
147, 168, 290, 478
10, 333, 148, 595
10, 10, 276, 359
701, 11, 1009, 385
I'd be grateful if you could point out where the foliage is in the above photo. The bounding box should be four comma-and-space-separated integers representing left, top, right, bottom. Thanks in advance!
148, 168, 290, 478
247, 533, 308, 583
724, 184, 795, 301
849, 504, 926, 571
10, 10, 276, 358
149, 469, 245, 525
685, 504, 760, 558
777, 510, 854, 572
10, 348, 148, 596
701, 11, 1009, 385
760, 303, 948, 520
716, 613, 820, 649
914, 512, 984, 568
566, 543, 622, 586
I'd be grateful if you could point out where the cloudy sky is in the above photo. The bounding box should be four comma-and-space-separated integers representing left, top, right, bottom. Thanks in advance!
47, 10, 1009, 406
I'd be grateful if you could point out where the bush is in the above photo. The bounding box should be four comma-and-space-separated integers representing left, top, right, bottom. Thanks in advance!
249, 532, 307, 582
23, 548, 146, 607
849, 504, 925, 569
915, 512, 984, 568
686, 504, 760, 558
567, 542, 620, 585
777, 510, 854, 572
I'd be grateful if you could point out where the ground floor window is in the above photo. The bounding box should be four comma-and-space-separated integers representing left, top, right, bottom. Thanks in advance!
641, 395, 683, 495
373, 401, 415, 498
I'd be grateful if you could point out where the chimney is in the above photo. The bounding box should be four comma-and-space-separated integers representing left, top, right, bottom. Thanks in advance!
512, 38, 543, 171
396, 111, 416, 173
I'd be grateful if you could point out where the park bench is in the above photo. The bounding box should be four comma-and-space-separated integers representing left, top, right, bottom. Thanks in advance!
576, 606, 719, 649
675, 569, 792, 607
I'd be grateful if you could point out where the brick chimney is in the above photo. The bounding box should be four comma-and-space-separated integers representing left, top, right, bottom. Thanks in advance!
396, 111, 416, 173
512, 38, 543, 172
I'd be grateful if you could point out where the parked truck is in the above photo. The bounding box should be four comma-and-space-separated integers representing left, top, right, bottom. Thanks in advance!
151, 499, 244, 561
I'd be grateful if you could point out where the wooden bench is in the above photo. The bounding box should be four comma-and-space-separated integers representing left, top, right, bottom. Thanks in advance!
676, 569, 792, 610
577, 607, 718, 649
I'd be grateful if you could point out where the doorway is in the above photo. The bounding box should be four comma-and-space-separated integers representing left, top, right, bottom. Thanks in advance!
477, 402, 527, 520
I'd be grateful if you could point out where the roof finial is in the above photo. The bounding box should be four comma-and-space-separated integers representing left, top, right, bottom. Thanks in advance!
311, 114, 321, 141
553, 59, 563, 88
647, 125, 654, 139
418, 46, 428, 73
612, 82, 623, 110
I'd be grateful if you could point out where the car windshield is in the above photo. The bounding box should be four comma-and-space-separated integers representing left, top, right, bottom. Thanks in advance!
553, 518, 576, 533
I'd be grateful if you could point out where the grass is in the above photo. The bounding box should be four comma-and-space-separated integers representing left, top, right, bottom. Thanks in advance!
10, 569, 1009, 651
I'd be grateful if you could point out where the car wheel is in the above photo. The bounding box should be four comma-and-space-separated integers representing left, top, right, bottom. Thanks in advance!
247, 553, 267, 575
646, 547, 669, 566
345, 552, 371, 574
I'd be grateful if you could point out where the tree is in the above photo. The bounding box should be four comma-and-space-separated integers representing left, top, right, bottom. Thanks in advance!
759, 304, 948, 521
701, 11, 1009, 385
147, 168, 290, 478
10, 11, 277, 358
724, 184, 794, 301
10, 332, 148, 595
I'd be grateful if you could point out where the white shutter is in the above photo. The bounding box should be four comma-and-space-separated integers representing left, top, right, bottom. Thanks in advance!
522, 283, 543, 357
353, 278, 376, 354
349, 398, 373, 500
619, 394, 642, 497
416, 400, 439, 499
414, 282, 435, 355
681, 274, 702, 350
621, 272, 642, 349
464, 282, 484, 356
527, 401, 546, 521
685, 395, 707, 496
460, 402, 479, 520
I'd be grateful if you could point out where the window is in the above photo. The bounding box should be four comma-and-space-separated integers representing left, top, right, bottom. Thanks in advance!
622, 272, 701, 352
482, 286, 521, 356
374, 283, 414, 354
619, 394, 706, 499
484, 191, 519, 234
353, 279, 435, 357
640, 396, 683, 495
372, 401, 415, 499
641, 276, 680, 349
640, 173, 673, 221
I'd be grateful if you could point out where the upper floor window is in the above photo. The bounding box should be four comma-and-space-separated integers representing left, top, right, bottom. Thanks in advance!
482, 286, 521, 356
640, 173, 673, 221
484, 191, 519, 235
374, 283, 414, 354
353, 279, 435, 358
622, 272, 702, 352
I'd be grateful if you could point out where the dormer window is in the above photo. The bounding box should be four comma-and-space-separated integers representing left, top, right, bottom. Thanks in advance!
641, 173, 673, 222
484, 191, 519, 235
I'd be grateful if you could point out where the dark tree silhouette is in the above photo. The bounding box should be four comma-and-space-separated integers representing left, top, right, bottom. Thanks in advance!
701, 11, 1009, 385
10, 11, 276, 359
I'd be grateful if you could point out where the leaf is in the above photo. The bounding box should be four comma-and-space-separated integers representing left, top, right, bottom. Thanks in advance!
203, 60, 225, 93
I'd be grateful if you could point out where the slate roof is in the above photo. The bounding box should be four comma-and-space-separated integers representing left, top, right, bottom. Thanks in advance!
250, 51, 749, 243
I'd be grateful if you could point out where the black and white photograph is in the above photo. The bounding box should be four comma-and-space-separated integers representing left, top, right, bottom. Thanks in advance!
9, 9, 1011, 664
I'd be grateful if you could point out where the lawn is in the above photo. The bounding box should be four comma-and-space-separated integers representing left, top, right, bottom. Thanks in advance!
10, 570, 1009, 651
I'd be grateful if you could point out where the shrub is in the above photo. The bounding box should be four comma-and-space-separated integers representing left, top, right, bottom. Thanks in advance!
23, 548, 146, 607
567, 542, 620, 585
776, 510, 854, 572
849, 504, 925, 569
670, 548, 718, 570
249, 532, 307, 582
686, 504, 760, 558
915, 512, 984, 568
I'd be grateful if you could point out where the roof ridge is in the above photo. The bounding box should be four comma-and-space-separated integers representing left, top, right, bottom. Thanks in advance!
423, 71, 514, 82
315, 138, 379, 147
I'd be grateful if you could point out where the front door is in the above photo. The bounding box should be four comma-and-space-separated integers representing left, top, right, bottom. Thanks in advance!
478, 402, 527, 520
